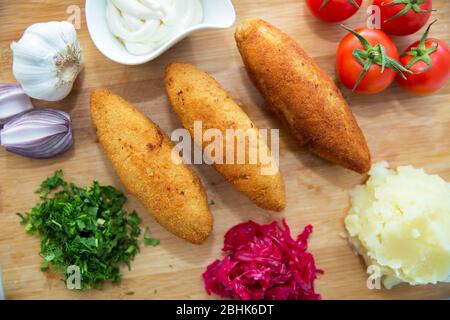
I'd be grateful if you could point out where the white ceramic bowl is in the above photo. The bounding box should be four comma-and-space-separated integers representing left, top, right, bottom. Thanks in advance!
85, 0, 236, 65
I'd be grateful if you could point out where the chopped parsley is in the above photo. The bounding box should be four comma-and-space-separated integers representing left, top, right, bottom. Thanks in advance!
17, 170, 150, 290
143, 228, 160, 247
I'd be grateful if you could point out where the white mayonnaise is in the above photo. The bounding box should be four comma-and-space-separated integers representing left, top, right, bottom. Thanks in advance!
106, 0, 203, 55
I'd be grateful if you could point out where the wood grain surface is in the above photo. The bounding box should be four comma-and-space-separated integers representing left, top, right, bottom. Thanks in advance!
0, 0, 449, 300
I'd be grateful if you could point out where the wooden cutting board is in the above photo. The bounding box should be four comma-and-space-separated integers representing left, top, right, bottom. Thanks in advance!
1, 0, 449, 300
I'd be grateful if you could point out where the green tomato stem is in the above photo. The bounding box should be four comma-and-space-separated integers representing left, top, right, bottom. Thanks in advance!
404, 20, 439, 73
341, 25, 412, 91
319, 0, 330, 11
382, 0, 435, 23
319, 0, 360, 11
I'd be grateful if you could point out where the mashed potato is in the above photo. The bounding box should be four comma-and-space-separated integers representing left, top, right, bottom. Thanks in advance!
345, 161, 450, 289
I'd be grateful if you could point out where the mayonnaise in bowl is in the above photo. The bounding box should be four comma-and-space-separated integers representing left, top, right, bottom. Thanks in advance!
106, 0, 203, 55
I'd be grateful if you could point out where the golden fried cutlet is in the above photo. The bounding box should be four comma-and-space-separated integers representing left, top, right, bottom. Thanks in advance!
90, 89, 212, 244
165, 63, 286, 212
235, 19, 371, 174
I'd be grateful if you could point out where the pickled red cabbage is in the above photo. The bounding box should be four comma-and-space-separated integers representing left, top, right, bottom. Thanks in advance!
203, 220, 323, 300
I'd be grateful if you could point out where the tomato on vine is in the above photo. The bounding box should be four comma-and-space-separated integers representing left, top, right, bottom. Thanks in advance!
336, 26, 411, 94
373, 0, 433, 36
306, 0, 363, 23
396, 21, 450, 95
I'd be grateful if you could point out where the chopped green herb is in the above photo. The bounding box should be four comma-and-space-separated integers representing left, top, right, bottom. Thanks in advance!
143, 228, 160, 247
17, 171, 143, 290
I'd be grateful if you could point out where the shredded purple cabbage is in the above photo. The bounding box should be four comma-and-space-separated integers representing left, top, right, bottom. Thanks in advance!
203, 220, 323, 300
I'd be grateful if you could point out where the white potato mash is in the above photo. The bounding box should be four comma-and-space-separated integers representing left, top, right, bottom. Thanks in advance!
345, 161, 450, 289
106, 0, 203, 55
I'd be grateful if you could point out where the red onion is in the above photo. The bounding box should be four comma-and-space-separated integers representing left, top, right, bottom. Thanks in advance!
0, 109, 73, 159
0, 84, 33, 125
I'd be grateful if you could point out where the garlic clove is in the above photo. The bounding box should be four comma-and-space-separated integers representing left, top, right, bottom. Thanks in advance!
11, 21, 83, 102
0, 84, 34, 125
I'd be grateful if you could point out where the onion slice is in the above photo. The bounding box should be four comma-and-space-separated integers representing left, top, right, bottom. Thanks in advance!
0, 109, 73, 159
0, 84, 34, 125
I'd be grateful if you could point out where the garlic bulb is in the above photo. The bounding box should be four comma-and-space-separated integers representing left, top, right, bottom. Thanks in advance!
11, 21, 83, 102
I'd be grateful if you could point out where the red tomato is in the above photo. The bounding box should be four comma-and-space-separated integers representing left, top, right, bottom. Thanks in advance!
306, 0, 363, 23
372, 0, 432, 36
336, 27, 403, 94
396, 23, 450, 95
